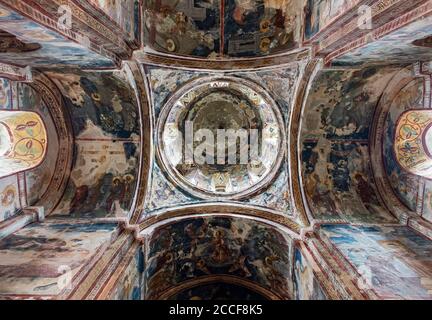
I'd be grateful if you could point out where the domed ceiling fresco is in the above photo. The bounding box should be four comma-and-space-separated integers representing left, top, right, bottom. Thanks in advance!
157, 77, 284, 199
0, 0, 432, 302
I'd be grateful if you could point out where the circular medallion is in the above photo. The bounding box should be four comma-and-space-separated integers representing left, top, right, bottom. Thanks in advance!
157, 77, 286, 200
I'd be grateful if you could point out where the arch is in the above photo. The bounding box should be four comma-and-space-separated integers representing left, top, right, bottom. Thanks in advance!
0, 110, 47, 178
156, 275, 283, 300
138, 203, 302, 236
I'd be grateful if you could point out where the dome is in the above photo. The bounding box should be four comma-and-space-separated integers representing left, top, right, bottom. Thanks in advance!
157, 77, 285, 199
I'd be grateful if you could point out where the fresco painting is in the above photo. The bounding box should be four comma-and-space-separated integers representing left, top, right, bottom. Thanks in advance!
381, 77, 430, 217
17, 83, 60, 206
0, 78, 59, 222
394, 110, 432, 178
0, 111, 47, 178
334, 16, 432, 66
0, 78, 12, 110
143, 66, 302, 217
0, 0, 431, 302
46, 71, 140, 218
293, 246, 327, 300
422, 180, 432, 223
304, 0, 355, 40
321, 224, 432, 299
223, 0, 301, 57
109, 246, 145, 300
0, 5, 115, 68
0, 175, 21, 222
0, 218, 118, 296
301, 68, 399, 223
145, 217, 293, 299
302, 141, 396, 223
144, 0, 221, 58
144, 0, 301, 58
93, 0, 141, 41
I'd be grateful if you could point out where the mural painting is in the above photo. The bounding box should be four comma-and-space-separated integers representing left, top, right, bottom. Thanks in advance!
0, 111, 47, 178
423, 180, 432, 222
382, 78, 424, 212
0, 78, 59, 222
0, 218, 118, 297
144, 0, 221, 58
333, 16, 432, 66
0, 5, 115, 68
93, 0, 141, 42
304, 0, 355, 40
0, 175, 20, 222
143, 66, 302, 217
321, 224, 432, 299
394, 110, 432, 178
0, 78, 12, 110
223, 0, 301, 57
292, 246, 327, 300
301, 67, 399, 223
17, 83, 60, 207
109, 245, 145, 300
144, 0, 301, 58
46, 71, 140, 219
157, 77, 284, 199
145, 217, 293, 299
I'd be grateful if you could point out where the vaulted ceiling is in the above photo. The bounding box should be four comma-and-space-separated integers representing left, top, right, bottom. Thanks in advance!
0, 0, 432, 300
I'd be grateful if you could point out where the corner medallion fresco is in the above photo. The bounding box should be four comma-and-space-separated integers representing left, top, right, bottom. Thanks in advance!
0, 111, 47, 178
394, 110, 432, 178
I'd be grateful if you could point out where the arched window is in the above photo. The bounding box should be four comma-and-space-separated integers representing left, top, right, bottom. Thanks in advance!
0, 110, 47, 178
394, 110, 432, 178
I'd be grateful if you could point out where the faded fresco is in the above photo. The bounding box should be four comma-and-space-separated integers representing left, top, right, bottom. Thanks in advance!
333, 16, 432, 66
145, 217, 293, 299
0, 218, 118, 297
167, 282, 268, 300
423, 181, 432, 222
383, 78, 424, 212
143, 65, 303, 217
144, 0, 221, 58
109, 245, 144, 300
144, 0, 301, 58
321, 224, 432, 299
304, 0, 355, 40
93, 0, 141, 42
0, 175, 21, 222
18, 83, 60, 207
0, 78, 12, 110
0, 5, 115, 68
223, 0, 301, 57
0, 79, 58, 223
293, 246, 327, 300
158, 77, 284, 198
46, 71, 140, 219
301, 67, 400, 223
